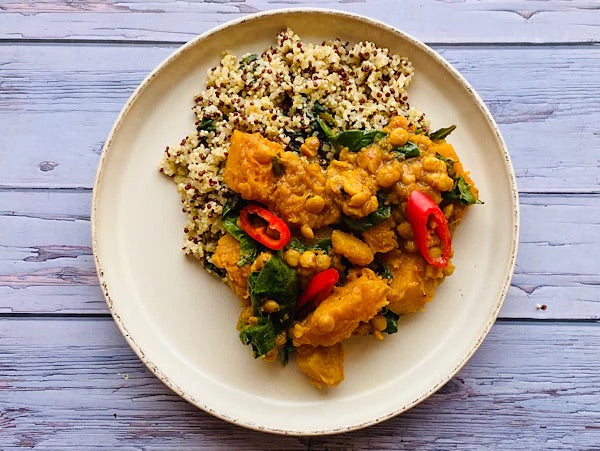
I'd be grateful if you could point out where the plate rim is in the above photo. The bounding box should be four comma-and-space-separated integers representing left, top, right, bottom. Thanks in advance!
91, 7, 520, 436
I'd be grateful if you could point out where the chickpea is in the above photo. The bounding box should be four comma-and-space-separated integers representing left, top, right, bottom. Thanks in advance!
342, 177, 363, 197
388, 128, 410, 146
305, 195, 325, 213
404, 240, 417, 253
348, 191, 370, 207
422, 156, 445, 172
361, 195, 379, 216
301, 224, 314, 240
247, 316, 259, 326
396, 222, 414, 240
315, 252, 332, 271
283, 249, 300, 267
376, 163, 403, 188
423, 173, 454, 192
409, 163, 423, 179
401, 172, 416, 185
438, 174, 455, 192
300, 136, 320, 157
443, 262, 456, 276
237, 306, 253, 330
410, 132, 428, 143
299, 251, 317, 268
443, 203, 454, 219
371, 315, 388, 332
388, 116, 409, 129
262, 300, 280, 313
251, 252, 272, 272
292, 324, 304, 339
429, 246, 443, 259
356, 147, 382, 173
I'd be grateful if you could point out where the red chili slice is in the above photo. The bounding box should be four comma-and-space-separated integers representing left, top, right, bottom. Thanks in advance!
239, 204, 291, 250
406, 190, 452, 268
296, 268, 340, 311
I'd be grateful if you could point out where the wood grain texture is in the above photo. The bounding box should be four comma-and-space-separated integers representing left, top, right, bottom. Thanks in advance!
1, 43, 599, 192
1, 190, 598, 318
1, 2, 599, 448
0, 318, 598, 448
1, 0, 599, 43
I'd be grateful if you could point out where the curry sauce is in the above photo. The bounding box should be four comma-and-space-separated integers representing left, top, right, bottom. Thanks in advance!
213, 116, 480, 388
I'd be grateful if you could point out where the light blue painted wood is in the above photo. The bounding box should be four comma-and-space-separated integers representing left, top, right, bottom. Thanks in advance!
0, 44, 598, 192
0, 319, 598, 447
1, 191, 598, 318
1, 2, 599, 446
0, 0, 599, 43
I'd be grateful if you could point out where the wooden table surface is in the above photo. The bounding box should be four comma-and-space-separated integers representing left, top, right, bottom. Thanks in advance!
1, 1, 599, 448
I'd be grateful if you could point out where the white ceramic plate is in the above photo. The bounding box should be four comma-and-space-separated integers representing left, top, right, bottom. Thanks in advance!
92, 9, 519, 435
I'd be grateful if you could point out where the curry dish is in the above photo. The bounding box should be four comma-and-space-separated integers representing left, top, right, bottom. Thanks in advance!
211, 117, 479, 388
159, 30, 481, 388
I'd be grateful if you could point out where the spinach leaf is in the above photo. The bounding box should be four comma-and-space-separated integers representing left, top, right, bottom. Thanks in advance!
271, 156, 285, 176
239, 316, 276, 358
311, 238, 332, 253
286, 238, 307, 253
442, 176, 483, 206
435, 153, 482, 205
429, 125, 456, 141
196, 119, 215, 132
316, 116, 338, 142
336, 130, 388, 152
221, 214, 259, 266
310, 102, 332, 144
435, 152, 453, 164
341, 201, 391, 232
315, 112, 387, 153
277, 339, 295, 365
246, 272, 260, 310
247, 256, 298, 312
286, 238, 332, 254
284, 130, 306, 152
435, 152, 456, 177
393, 141, 420, 158
312, 101, 327, 116
382, 262, 393, 280
381, 308, 400, 334
222, 195, 240, 218
237, 248, 260, 267
239, 53, 259, 67
368, 260, 393, 280
203, 259, 226, 279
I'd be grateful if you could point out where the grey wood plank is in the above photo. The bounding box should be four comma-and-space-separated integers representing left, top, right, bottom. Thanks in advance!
0, 0, 599, 43
0, 318, 598, 448
1, 43, 599, 192
1, 190, 598, 319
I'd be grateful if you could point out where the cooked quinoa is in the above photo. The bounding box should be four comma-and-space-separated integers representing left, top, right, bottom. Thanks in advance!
159, 28, 430, 274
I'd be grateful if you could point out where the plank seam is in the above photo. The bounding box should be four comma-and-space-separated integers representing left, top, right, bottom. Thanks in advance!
0, 39, 598, 47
